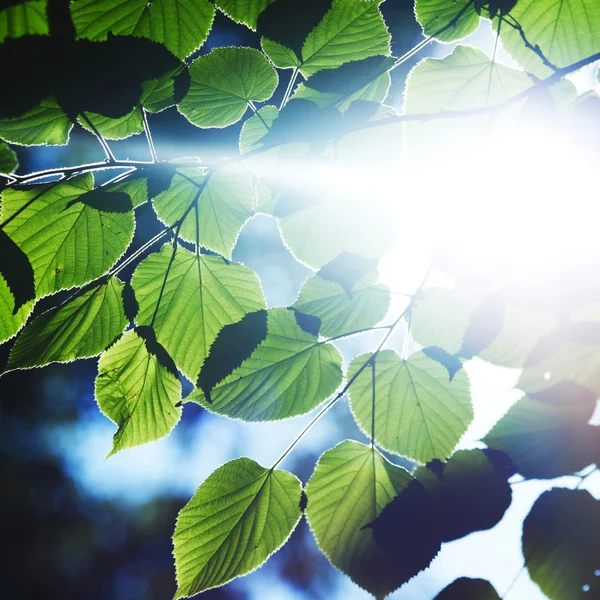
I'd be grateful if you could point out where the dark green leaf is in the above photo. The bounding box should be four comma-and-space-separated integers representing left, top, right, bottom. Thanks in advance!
435, 578, 501, 600
0, 141, 18, 175
0, 228, 34, 313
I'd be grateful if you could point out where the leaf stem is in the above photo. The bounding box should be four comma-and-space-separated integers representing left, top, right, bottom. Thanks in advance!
80, 112, 116, 163
142, 108, 159, 162
280, 68, 299, 110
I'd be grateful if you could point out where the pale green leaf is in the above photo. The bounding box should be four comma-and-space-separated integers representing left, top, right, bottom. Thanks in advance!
188, 307, 343, 421
305, 440, 413, 599
96, 329, 182, 456
294, 269, 389, 338
173, 457, 302, 597
78, 106, 143, 140
152, 163, 254, 258
132, 244, 265, 381
178, 47, 278, 128
300, 0, 391, 77
0, 174, 135, 298
0, 0, 48, 42
7, 277, 127, 371
71, 0, 216, 59
0, 277, 34, 344
214, 0, 274, 30
499, 0, 600, 77
0, 141, 18, 175
239, 105, 280, 154
261, 37, 301, 69
415, 0, 479, 43
348, 350, 473, 463
0, 97, 72, 146
523, 488, 600, 600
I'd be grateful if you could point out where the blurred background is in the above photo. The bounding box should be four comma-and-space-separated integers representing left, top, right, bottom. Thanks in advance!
1, 4, 599, 600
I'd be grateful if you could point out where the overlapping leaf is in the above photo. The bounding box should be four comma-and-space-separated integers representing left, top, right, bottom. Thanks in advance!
7, 277, 128, 371
305, 440, 419, 599
214, 0, 274, 30
178, 47, 278, 128
523, 488, 600, 600
0, 141, 18, 175
188, 307, 343, 421
96, 328, 181, 456
78, 107, 143, 140
173, 457, 302, 597
0, 174, 135, 298
152, 163, 254, 258
71, 0, 215, 60
0, 0, 48, 42
415, 0, 480, 43
132, 244, 265, 381
348, 350, 473, 463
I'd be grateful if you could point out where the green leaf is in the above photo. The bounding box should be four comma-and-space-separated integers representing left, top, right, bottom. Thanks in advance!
0, 97, 72, 146
260, 37, 301, 69
294, 266, 389, 338
132, 244, 265, 381
499, 0, 600, 77
178, 47, 278, 129
305, 440, 414, 599
0, 141, 18, 175
300, 0, 391, 77
523, 488, 600, 600
0, 0, 48, 42
152, 163, 254, 258
78, 106, 143, 140
188, 307, 343, 421
435, 578, 501, 600
103, 176, 149, 209
141, 67, 190, 114
0, 277, 34, 344
6, 277, 128, 371
483, 382, 599, 479
96, 328, 182, 456
0, 174, 135, 298
415, 0, 480, 43
71, 0, 216, 60
414, 449, 513, 542
214, 0, 275, 30
173, 457, 302, 597
239, 105, 281, 154
348, 350, 473, 463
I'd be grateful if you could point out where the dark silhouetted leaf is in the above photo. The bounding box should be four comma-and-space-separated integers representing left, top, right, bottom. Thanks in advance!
435, 577, 501, 599
422, 346, 464, 381
523, 488, 600, 600
459, 292, 504, 359
290, 307, 321, 337
121, 281, 138, 322
317, 252, 379, 297
0, 229, 35, 313
197, 309, 269, 400
66, 188, 133, 213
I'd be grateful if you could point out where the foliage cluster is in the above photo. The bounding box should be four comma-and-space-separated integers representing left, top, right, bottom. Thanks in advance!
1, 0, 599, 598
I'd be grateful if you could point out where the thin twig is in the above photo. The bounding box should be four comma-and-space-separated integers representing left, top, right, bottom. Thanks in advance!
80, 112, 116, 163
502, 14, 559, 72
280, 68, 299, 110
142, 108, 159, 162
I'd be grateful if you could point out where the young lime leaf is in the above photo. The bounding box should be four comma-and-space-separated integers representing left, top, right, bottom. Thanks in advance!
300, 0, 391, 77
0, 141, 18, 175
483, 383, 599, 479
152, 163, 254, 258
0, 229, 34, 313
0, 174, 135, 298
214, 0, 275, 30
173, 457, 302, 597
414, 449, 513, 542
415, 0, 480, 43
523, 488, 600, 600
96, 328, 181, 456
132, 245, 265, 382
294, 260, 390, 338
435, 578, 501, 599
0, 0, 48, 42
7, 278, 128, 371
178, 47, 278, 129
71, 0, 216, 60
188, 307, 343, 421
77, 106, 144, 140
499, 0, 600, 77
305, 440, 421, 599
348, 350, 473, 463
0, 275, 34, 345
0, 97, 73, 146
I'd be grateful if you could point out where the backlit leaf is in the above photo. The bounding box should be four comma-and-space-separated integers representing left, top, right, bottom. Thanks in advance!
188, 307, 343, 421
0, 141, 18, 175
7, 277, 128, 371
96, 328, 182, 456
415, 0, 480, 43
173, 457, 302, 597
0, 0, 48, 42
214, 0, 275, 30
348, 350, 473, 463
78, 106, 143, 140
131, 244, 265, 381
